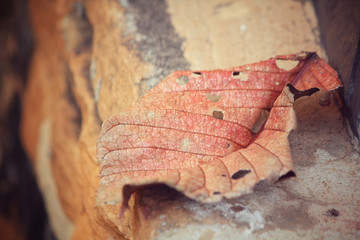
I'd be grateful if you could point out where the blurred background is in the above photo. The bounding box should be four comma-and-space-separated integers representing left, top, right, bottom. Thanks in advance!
0, 0, 359, 239
0, 0, 54, 239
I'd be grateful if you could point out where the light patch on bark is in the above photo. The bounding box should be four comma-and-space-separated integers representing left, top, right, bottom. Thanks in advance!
314, 148, 336, 162
157, 201, 265, 239
36, 118, 75, 240
166, 0, 326, 69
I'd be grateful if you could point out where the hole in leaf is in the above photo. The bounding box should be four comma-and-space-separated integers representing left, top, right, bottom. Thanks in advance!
231, 169, 251, 180
190, 72, 202, 78
176, 75, 189, 85
296, 52, 308, 59
213, 110, 224, 120
251, 109, 270, 133
278, 171, 296, 181
287, 84, 319, 100
275, 59, 299, 71
205, 92, 221, 102
221, 174, 226, 177
232, 71, 248, 81
213, 191, 221, 195
325, 208, 340, 217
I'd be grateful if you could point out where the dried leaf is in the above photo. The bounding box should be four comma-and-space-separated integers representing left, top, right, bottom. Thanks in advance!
96, 52, 341, 210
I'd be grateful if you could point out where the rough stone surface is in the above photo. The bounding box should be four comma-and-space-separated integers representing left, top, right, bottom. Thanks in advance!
138, 92, 360, 240
119, 92, 360, 240
21, 0, 360, 239
314, 0, 360, 140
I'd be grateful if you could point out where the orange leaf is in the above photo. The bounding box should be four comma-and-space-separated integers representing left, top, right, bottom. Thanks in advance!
96, 52, 341, 211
